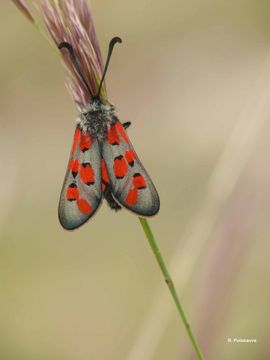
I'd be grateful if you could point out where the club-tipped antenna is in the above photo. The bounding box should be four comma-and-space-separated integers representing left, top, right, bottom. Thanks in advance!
96, 37, 122, 98
58, 42, 94, 99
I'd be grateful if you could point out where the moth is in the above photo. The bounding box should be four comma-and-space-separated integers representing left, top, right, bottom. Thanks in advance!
58, 37, 160, 230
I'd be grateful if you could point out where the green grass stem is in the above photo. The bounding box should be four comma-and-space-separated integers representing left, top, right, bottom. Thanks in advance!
139, 217, 205, 360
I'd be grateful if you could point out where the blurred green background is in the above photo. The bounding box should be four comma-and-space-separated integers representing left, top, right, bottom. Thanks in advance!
1, 1, 270, 359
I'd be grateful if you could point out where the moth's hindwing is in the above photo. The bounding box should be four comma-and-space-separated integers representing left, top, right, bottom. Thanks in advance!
101, 120, 160, 216
58, 127, 102, 230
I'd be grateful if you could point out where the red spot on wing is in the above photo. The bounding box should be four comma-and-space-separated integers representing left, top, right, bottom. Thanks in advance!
102, 183, 106, 192
72, 128, 81, 155
133, 173, 146, 189
114, 156, 128, 179
115, 121, 130, 143
125, 188, 138, 205
80, 132, 92, 152
80, 163, 95, 185
108, 125, 120, 145
66, 184, 79, 201
102, 159, 110, 184
125, 150, 136, 166
69, 159, 79, 177
77, 198, 93, 215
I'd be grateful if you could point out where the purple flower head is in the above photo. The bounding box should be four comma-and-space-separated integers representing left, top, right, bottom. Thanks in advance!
11, 0, 124, 110
40, 0, 106, 108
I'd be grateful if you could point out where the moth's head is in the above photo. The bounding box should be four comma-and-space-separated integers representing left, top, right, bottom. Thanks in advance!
82, 98, 115, 115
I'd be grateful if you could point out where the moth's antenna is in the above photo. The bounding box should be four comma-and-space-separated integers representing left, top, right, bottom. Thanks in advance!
96, 37, 122, 98
58, 42, 94, 99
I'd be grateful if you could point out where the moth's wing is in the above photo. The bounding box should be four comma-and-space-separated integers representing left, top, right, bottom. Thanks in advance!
101, 120, 160, 216
58, 127, 102, 230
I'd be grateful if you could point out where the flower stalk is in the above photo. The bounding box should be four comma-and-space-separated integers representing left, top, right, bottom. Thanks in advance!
139, 218, 205, 360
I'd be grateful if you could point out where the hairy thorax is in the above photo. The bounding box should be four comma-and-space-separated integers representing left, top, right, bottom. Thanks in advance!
76, 100, 116, 140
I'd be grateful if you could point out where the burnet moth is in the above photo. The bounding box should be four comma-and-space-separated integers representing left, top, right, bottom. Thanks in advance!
58, 37, 160, 230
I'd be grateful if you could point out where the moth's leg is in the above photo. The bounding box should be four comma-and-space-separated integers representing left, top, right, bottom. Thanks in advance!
122, 121, 131, 130
103, 183, 122, 211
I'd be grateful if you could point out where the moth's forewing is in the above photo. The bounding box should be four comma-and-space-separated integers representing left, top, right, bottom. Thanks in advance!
101, 120, 160, 216
58, 127, 102, 230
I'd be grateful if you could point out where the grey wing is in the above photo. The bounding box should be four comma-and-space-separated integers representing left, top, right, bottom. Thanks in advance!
101, 121, 160, 216
58, 128, 102, 230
